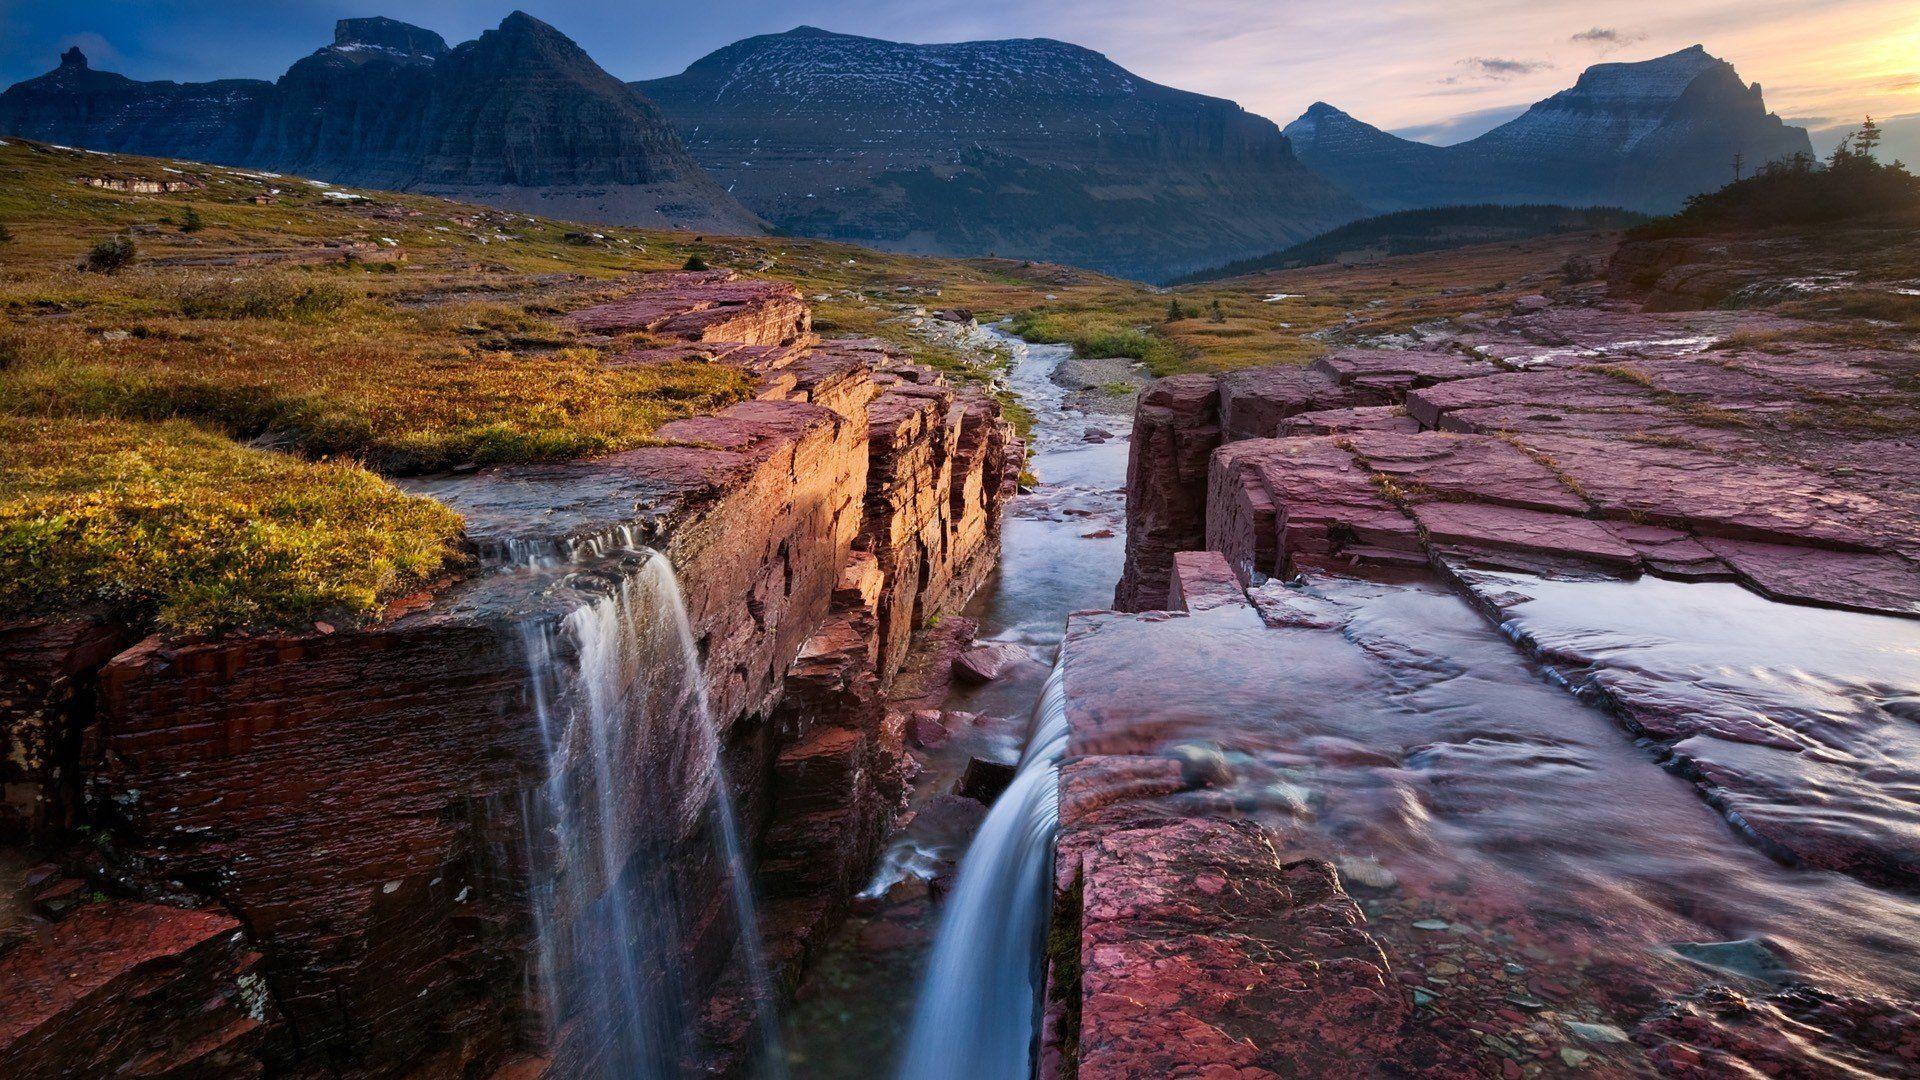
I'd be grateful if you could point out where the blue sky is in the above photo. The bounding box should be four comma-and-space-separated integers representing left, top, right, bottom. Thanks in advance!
3, 0, 1915, 151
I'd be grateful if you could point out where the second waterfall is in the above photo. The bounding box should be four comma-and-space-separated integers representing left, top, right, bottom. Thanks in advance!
896, 667, 1070, 1079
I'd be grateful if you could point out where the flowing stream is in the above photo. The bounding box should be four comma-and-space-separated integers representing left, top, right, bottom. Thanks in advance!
519, 548, 783, 1077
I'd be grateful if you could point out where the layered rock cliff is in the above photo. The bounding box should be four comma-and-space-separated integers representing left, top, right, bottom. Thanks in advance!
638, 27, 1361, 282
0, 14, 761, 233
0, 273, 1017, 1077
1285, 46, 1813, 213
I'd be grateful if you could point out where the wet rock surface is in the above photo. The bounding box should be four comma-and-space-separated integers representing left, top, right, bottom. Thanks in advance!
1085, 265, 1920, 1075
1051, 574, 1920, 1077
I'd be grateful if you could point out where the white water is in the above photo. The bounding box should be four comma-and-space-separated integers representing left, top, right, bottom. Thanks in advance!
519, 549, 784, 1077
896, 665, 1070, 1080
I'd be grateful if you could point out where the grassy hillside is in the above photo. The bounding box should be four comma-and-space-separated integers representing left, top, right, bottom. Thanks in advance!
1175, 204, 1645, 283
0, 137, 1608, 634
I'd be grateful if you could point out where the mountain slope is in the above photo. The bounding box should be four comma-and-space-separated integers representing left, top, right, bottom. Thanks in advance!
638, 27, 1361, 281
1176, 204, 1646, 282
0, 47, 270, 164
1285, 46, 1813, 213
0, 13, 760, 233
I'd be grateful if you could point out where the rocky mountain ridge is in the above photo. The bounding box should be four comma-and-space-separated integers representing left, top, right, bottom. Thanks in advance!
1286, 46, 1813, 213
0, 13, 761, 232
638, 27, 1362, 281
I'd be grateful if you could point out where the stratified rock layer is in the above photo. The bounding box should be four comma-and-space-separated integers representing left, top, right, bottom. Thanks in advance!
1084, 251, 1920, 1075
0, 269, 1016, 1078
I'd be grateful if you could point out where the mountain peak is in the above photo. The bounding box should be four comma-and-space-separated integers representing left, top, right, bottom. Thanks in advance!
59, 46, 88, 70
333, 17, 447, 58
780, 26, 848, 38
1298, 101, 1356, 122
497, 10, 551, 34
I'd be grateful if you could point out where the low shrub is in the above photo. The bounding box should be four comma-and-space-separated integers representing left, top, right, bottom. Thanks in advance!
81, 234, 136, 273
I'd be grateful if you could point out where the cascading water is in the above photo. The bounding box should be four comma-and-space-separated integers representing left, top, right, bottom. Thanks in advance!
896, 665, 1069, 1080
518, 547, 784, 1077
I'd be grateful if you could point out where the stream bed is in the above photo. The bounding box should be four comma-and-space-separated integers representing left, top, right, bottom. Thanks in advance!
781, 325, 1134, 1077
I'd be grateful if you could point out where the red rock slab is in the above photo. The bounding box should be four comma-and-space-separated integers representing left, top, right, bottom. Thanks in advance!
1216, 364, 1373, 441
1279, 405, 1421, 436
1509, 433, 1899, 551
780, 342, 880, 421
1345, 430, 1590, 514
1116, 375, 1221, 612
403, 399, 854, 559
1697, 537, 1920, 617
1069, 820, 1402, 1080
1601, 356, 1812, 418
1435, 402, 1767, 455
1405, 369, 1652, 428
1206, 437, 1421, 584
0, 901, 270, 1076
1055, 757, 1188, 854
1309, 347, 1502, 393
1166, 550, 1262, 625
1497, 306, 1798, 352
1709, 344, 1916, 400
1600, 522, 1731, 579
563, 270, 809, 346
1412, 502, 1640, 571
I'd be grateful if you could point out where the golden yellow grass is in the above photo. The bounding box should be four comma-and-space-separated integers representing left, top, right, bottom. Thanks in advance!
0, 417, 465, 634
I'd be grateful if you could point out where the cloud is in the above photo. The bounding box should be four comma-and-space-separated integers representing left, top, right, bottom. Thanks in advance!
1443, 56, 1552, 83
1570, 27, 1647, 52
1393, 102, 1532, 144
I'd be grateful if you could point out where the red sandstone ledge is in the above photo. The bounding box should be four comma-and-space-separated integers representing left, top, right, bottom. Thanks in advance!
0, 268, 1020, 1078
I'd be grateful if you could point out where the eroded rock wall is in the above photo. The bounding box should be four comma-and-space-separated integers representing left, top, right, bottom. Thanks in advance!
0, 270, 1017, 1078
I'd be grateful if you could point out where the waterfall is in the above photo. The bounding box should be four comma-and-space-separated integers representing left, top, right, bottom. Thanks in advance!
518, 548, 784, 1077
897, 665, 1069, 1080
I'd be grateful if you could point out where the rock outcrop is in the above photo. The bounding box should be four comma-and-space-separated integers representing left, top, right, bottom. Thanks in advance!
638, 27, 1360, 281
1049, 566, 1920, 1076
0, 895, 272, 1075
0, 15, 761, 233
0, 271, 1016, 1077
1286, 46, 1813, 213
1081, 259, 1920, 1075
1117, 313, 1920, 617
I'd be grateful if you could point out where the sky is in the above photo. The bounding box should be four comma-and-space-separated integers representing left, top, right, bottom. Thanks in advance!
3, 0, 1917, 156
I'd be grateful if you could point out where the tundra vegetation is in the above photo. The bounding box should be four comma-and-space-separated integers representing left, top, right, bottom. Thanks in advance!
0, 137, 1619, 635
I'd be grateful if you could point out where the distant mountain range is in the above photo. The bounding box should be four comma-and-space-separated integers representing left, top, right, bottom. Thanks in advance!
0, 17, 1816, 281
0, 14, 761, 233
1175, 204, 1648, 283
1285, 46, 1813, 213
636, 27, 1360, 281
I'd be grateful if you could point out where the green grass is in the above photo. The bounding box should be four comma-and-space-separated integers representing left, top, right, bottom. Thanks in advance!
1006, 309, 1188, 375
0, 417, 465, 634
